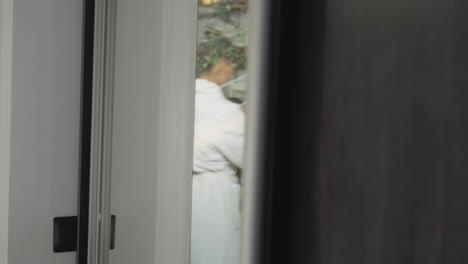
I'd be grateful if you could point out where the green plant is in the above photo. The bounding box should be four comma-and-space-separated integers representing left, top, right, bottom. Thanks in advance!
196, 28, 247, 76
214, 0, 249, 15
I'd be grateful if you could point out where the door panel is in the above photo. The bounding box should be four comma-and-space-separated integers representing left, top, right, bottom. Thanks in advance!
258, 0, 468, 264
317, 1, 467, 263
7, 0, 83, 263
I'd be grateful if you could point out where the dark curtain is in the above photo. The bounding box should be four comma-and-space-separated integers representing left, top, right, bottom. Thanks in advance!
259, 0, 468, 263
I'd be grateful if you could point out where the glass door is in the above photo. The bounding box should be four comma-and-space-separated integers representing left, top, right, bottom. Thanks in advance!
190, 1, 250, 264
86, 0, 262, 263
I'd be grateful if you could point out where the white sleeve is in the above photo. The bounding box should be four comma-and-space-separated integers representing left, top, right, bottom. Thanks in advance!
210, 108, 245, 169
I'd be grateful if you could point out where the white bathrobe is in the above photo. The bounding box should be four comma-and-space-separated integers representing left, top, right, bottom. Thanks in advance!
191, 79, 245, 264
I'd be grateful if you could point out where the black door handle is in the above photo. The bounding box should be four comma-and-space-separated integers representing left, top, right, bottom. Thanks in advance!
53, 215, 116, 253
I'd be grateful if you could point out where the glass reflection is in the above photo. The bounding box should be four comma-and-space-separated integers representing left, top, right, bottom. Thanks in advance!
191, 1, 249, 263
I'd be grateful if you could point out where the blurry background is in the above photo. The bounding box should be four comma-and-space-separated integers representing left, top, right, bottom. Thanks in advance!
197, 0, 249, 102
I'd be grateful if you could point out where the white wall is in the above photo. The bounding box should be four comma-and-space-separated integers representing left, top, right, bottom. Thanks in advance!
7, 0, 83, 263
0, 0, 13, 263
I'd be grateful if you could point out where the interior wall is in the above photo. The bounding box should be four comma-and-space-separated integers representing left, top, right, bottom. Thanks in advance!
0, 0, 13, 263
7, 0, 83, 263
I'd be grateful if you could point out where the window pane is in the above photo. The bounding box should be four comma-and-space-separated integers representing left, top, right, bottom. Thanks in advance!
191, 1, 249, 263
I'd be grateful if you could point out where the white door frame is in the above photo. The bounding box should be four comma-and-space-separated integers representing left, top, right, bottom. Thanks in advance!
87, 0, 198, 263
0, 0, 13, 263
153, 1, 198, 263
86, 0, 271, 263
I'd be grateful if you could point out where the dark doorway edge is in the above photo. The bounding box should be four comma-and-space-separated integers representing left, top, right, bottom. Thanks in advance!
77, 0, 95, 263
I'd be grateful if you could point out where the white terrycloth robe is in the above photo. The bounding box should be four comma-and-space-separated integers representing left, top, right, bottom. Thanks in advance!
190, 79, 245, 264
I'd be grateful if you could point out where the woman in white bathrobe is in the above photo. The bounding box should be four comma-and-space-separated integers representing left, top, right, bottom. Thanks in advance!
191, 78, 245, 264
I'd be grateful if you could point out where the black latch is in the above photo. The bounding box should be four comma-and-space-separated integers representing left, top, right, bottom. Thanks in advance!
53, 215, 116, 253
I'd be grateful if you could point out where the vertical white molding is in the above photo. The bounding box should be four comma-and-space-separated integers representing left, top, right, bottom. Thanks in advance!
0, 0, 13, 263
88, 0, 117, 263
